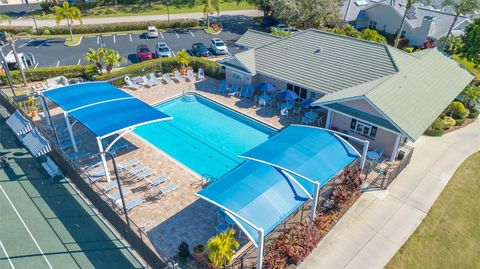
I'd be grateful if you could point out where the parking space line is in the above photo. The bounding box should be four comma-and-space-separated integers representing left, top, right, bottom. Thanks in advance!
77, 58, 81, 65
97, 36, 99, 45
129, 34, 132, 42
159, 32, 164, 39
56, 60, 60, 67
113, 35, 116, 43
189, 30, 195, 37
0, 240, 15, 269
18, 39, 33, 48
35, 40, 48, 49
34, 62, 39, 69
1, 43, 8, 49
173, 30, 180, 38
0, 185, 53, 269
172, 51, 176, 57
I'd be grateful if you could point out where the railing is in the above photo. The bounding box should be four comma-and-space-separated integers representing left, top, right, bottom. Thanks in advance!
0, 90, 174, 269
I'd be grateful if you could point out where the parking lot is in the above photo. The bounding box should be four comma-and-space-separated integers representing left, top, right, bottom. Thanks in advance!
1, 15, 264, 68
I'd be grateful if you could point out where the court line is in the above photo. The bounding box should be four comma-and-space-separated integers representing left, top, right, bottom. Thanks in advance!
0, 185, 53, 269
35, 40, 48, 49
0, 240, 15, 269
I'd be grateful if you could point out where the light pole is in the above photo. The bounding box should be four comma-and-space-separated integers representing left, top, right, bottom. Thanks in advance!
166, 1, 170, 22
0, 47, 16, 96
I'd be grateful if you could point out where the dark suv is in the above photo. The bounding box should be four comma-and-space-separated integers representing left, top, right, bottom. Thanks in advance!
192, 43, 210, 57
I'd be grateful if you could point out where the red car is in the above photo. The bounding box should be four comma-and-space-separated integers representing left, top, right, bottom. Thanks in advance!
136, 44, 153, 62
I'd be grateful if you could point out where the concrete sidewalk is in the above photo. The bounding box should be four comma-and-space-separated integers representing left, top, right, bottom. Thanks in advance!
299, 120, 480, 269
0, 9, 262, 27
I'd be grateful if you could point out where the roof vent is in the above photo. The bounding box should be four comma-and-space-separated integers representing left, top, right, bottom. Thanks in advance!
315, 47, 323, 54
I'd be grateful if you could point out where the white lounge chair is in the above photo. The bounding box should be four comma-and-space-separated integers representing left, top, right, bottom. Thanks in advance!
186, 70, 194, 81
146, 73, 161, 85
117, 196, 145, 213
125, 164, 147, 177
140, 76, 154, 87
174, 70, 185, 82
46, 76, 69, 89
108, 187, 131, 203
218, 80, 227, 94
124, 76, 141, 90
130, 168, 155, 182
102, 180, 119, 193
117, 158, 140, 171
197, 68, 205, 80
155, 182, 177, 198
227, 85, 239, 97
145, 175, 169, 188
162, 74, 172, 84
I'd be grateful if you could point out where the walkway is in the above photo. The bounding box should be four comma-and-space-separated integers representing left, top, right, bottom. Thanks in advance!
0, 9, 262, 27
299, 119, 480, 269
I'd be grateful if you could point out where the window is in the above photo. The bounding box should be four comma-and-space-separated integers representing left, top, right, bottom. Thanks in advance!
287, 83, 308, 100
350, 119, 377, 138
369, 20, 377, 29
232, 72, 243, 81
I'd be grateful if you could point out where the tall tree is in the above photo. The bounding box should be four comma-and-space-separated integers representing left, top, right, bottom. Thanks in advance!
196, 0, 221, 27
460, 18, 480, 67
442, 0, 480, 51
6, 33, 27, 86
394, 0, 417, 48
83, 48, 103, 74
269, 0, 342, 28
53, 1, 82, 41
245, 0, 273, 17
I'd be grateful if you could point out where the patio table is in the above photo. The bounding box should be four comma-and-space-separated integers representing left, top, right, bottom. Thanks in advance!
367, 151, 380, 161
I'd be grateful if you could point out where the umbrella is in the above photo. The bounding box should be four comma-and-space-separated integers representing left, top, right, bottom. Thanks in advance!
301, 97, 315, 108
256, 82, 276, 94
277, 90, 299, 101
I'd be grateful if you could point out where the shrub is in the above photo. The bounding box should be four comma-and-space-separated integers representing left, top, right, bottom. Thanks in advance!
403, 47, 415, 53
468, 107, 479, 119
424, 128, 444, 136
442, 116, 456, 129
430, 117, 444, 130
0, 26, 33, 35
40, 1, 53, 12
446, 101, 469, 119
455, 117, 466, 126
264, 249, 287, 269
0, 65, 95, 85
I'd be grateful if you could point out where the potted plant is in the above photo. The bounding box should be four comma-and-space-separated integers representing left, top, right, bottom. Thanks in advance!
193, 243, 206, 262
25, 96, 37, 119
207, 229, 240, 269
176, 50, 190, 76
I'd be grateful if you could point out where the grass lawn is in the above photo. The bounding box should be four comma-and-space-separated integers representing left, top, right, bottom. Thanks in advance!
386, 151, 480, 269
31, 1, 255, 19
452, 55, 480, 80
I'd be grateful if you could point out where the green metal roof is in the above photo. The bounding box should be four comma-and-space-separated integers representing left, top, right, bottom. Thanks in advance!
235, 29, 282, 49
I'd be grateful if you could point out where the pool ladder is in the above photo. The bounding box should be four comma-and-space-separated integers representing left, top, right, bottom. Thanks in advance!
182, 93, 196, 102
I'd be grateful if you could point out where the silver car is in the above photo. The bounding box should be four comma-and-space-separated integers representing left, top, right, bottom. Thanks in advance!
156, 42, 173, 58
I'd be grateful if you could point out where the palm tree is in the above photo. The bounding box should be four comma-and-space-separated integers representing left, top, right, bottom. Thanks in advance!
5, 32, 27, 86
394, 0, 417, 48
0, 14, 12, 24
197, 0, 221, 27
83, 48, 103, 75
53, 1, 82, 41
100, 48, 124, 73
442, 0, 480, 51
207, 229, 239, 268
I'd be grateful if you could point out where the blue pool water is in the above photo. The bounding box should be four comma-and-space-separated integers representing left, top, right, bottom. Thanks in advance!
134, 94, 276, 179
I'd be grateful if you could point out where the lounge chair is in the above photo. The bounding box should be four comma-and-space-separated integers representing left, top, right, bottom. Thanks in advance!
67, 151, 89, 160
46, 76, 69, 89
125, 164, 147, 177
218, 80, 227, 94
197, 68, 205, 80
162, 74, 172, 84
117, 196, 145, 213
102, 180, 119, 193
174, 70, 185, 82
245, 85, 254, 98
140, 76, 154, 87
186, 70, 194, 81
146, 73, 161, 85
155, 182, 177, 198
106, 140, 129, 155
124, 76, 141, 90
227, 85, 239, 97
84, 175, 102, 185
108, 187, 131, 203
129, 168, 155, 182
238, 85, 248, 98
145, 175, 169, 188
117, 158, 140, 171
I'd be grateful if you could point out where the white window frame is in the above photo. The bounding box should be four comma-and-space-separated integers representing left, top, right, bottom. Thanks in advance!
350, 119, 377, 139
232, 71, 244, 81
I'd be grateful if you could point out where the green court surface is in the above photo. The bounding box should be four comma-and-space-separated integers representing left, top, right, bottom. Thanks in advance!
0, 107, 145, 269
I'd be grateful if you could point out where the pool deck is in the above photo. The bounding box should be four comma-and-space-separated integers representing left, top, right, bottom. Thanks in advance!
34, 77, 308, 259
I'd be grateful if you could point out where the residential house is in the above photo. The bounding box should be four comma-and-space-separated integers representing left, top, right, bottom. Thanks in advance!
342, 0, 471, 46
220, 29, 473, 161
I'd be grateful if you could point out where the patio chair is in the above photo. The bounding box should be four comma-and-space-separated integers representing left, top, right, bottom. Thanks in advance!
129, 168, 155, 182
84, 175, 102, 185
146, 73, 161, 86
162, 74, 172, 84
125, 164, 147, 177
155, 182, 177, 198
174, 70, 185, 82
239, 85, 248, 98
301, 117, 310, 125
140, 75, 154, 87
108, 187, 131, 203
124, 76, 141, 90
186, 70, 194, 81
117, 158, 140, 171
145, 175, 169, 189
280, 108, 289, 117
374, 147, 384, 159
102, 180, 119, 193
106, 140, 129, 155
227, 85, 239, 97
293, 106, 301, 116
245, 85, 254, 98
218, 80, 227, 94
117, 196, 145, 213
313, 117, 323, 126
197, 68, 205, 80
267, 98, 275, 107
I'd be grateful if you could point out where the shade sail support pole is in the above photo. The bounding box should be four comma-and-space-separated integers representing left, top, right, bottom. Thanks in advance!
105, 128, 132, 152
360, 140, 370, 170
256, 229, 264, 269
63, 112, 78, 152
310, 182, 320, 225
97, 137, 111, 182
39, 95, 51, 126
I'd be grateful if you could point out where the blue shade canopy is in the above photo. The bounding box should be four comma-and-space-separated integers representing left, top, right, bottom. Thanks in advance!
197, 161, 311, 245
277, 90, 299, 101
240, 125, 360, 188
256, 82, 276, 93
43, 82, 132, 112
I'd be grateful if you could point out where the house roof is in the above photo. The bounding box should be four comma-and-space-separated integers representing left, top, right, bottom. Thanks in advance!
235, 29, 282, 49
314, 48, 474, 140
229, 29, 398, 94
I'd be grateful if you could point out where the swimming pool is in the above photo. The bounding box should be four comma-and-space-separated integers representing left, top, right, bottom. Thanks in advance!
134, 94, 276, 179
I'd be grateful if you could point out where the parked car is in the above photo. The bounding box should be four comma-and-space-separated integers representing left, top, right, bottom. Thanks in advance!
5, 52, 36, 70
146, 26, 159, 38
210, 38, 228, 55
271, 23, 298, 33
156, 42, 173, 58
136, 44, 153, 62
192, 43, 210, 57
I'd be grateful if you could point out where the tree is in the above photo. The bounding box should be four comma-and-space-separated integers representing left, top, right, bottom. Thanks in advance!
196, 0, 221, 27
83, 48, 103, 75
269, 0, 342, 28
460, 18, 480, 67
394, 0, 419, 48
446, 36, 464, 53
0, 14, 12, 24
245, 0, 273, 17
176, 50, 190, 68
5, 33, 27, 86
53, 1, 82, 41
360, 28, 387, 43
460, 85, 480, 108
207, 229, 239, 268
100, 48, 124, 73
442, 0, 480, 51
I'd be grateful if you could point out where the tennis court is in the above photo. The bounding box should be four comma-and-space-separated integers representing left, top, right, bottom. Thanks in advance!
0, 107, 145, 269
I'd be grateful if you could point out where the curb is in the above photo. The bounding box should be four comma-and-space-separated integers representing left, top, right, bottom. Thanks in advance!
203, 24, 223, 35
65, 36, 82, 47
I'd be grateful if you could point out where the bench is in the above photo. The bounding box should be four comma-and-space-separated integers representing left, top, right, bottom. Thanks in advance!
41, 157, 63, 179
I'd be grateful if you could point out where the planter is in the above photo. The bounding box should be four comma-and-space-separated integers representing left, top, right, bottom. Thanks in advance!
29, 110, 37, 119
179, 67, 187, 76
193, 244, 205, 262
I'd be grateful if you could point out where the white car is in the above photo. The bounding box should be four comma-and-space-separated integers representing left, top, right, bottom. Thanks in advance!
146, 26, 159, 38
156, 42, 173, 58
210, 38, 228, 55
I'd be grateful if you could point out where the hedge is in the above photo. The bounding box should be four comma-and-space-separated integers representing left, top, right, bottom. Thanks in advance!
0, 19, 199, 36
94, 57, 224, 82
0, 65, 96, 85
424, 128, 444, 136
